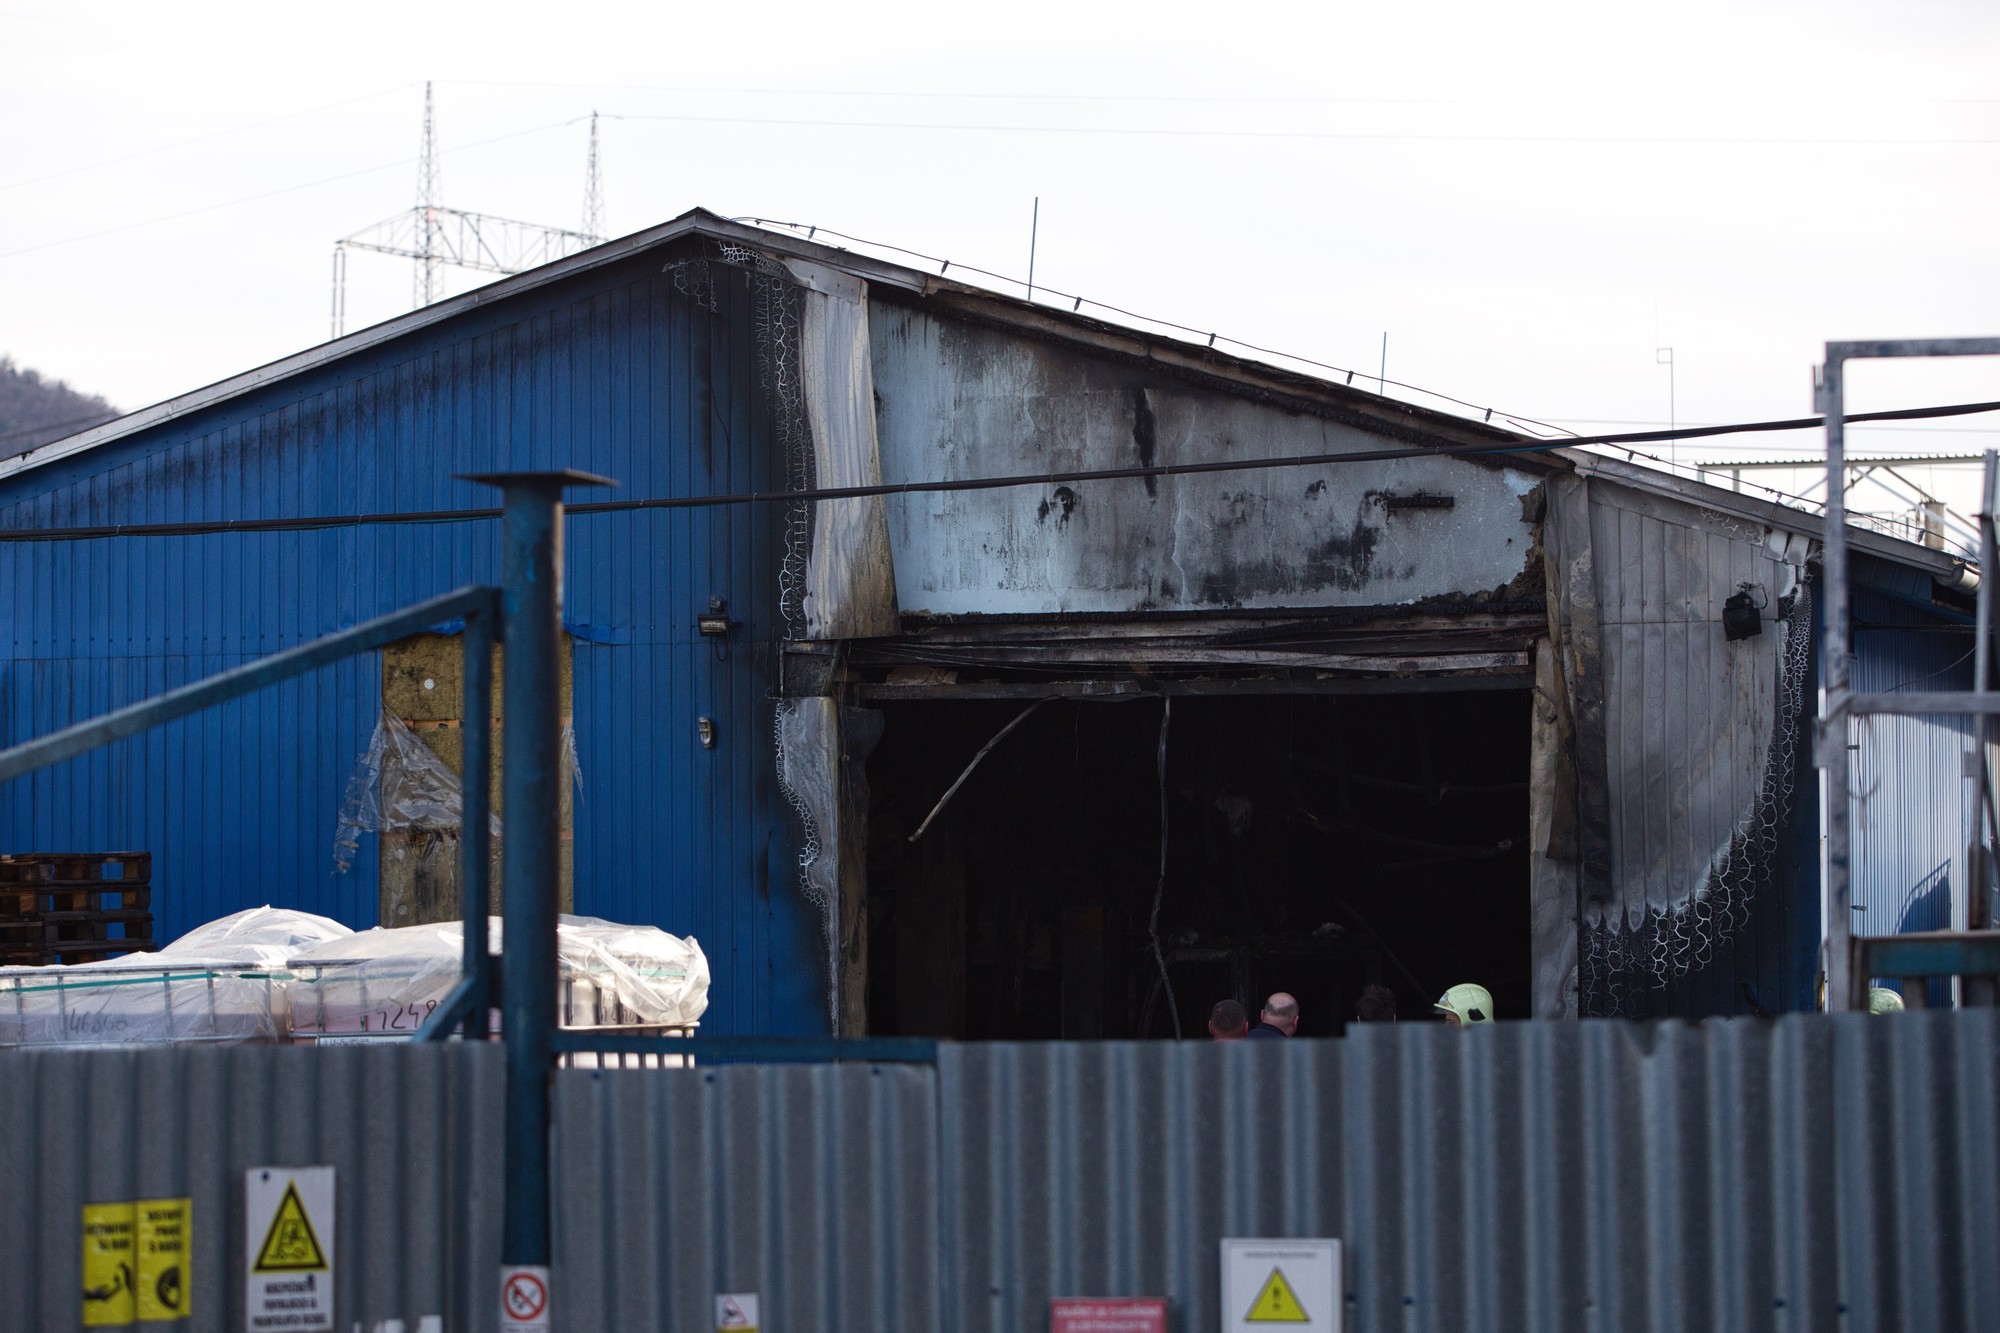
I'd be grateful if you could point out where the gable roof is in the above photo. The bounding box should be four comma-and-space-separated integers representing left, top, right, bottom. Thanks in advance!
0, 207, 1968, 584
0, 208, 1536, 485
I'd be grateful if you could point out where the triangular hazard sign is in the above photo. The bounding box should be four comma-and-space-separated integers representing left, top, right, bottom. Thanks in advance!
718, 1296, 750, 1326
1244, 1266, 1310, 1323
253, 1181, 328, 1272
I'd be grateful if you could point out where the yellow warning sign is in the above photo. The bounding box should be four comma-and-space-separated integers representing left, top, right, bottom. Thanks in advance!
253, 1181, 328, 1272
1244, 1267, 1310, 1323
82, 1201, 136, 1327
136, 1197, 192, 1322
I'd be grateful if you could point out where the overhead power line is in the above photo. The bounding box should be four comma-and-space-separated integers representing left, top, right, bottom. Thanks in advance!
0, 411, 122, 447
2, 400, 1994, 544
0, 118, 579, 263
623, 111, 1999, 148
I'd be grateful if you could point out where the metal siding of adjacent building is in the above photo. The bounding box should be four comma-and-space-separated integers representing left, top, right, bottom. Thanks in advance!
1846, 586, 1974, 938
0, 1042, 504, 1333
0, 253, 816, 1034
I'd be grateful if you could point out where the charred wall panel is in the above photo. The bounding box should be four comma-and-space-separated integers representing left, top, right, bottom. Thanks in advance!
1561, 476, 1817, 1016
868, 305, 1542, 617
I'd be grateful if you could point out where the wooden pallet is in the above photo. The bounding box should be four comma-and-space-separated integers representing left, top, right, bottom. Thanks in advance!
0, 852, 156, 966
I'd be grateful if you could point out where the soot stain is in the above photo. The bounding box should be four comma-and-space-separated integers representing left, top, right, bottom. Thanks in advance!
1034, 485, 1079, 526
1130, 387, 1159, 498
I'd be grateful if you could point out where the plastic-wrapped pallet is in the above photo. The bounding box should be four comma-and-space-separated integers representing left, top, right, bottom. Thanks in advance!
285, 914, 709, 1042
0, 907, 352, 1047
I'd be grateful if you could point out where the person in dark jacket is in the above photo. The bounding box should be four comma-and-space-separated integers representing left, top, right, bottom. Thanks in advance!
1245, 992, 1299, 1039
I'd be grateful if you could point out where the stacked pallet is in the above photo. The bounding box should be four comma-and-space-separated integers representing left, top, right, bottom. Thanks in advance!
0, 853, 156, 966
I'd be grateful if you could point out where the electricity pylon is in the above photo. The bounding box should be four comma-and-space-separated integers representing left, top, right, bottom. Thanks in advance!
330, 84, 605, 339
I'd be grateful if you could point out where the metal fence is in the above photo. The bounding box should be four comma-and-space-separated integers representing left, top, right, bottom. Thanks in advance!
3, 1013, 1995, 1332
0, 1042, 501, 1333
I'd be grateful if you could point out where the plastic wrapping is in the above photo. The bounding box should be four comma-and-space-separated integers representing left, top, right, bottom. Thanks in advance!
0, 908, 349, 1047
286, 914, 709, 1040
81, 906, 352, 969
331, 713, 583, 872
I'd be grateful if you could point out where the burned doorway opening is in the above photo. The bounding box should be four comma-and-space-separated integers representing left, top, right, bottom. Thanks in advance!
864, 690, 1531, 1039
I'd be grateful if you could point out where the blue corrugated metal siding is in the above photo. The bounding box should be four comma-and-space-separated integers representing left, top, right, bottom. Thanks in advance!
1847, 585, 1975, 938
0, 254, 818, 1033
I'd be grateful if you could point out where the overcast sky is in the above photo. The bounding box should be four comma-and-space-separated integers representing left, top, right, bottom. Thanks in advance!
4, 0, 1996, 519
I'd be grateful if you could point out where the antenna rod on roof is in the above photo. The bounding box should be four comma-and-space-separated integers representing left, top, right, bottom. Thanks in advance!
1379, 332, 1388, 395
1026, 197, 1039, 303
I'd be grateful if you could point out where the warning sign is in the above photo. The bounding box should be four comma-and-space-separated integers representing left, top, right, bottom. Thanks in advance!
254, 1182, 327, 1271
500, 1264, 551, 1333
1050, 1296, 1168, 1332
715, 1292, 760, 1330
1245, 1268, 1309, 1322
245, 1167, 335, 1332
135, 1197, 192, 1322
82, 1201, 136, 1328
1221, 1239, 1340, 1333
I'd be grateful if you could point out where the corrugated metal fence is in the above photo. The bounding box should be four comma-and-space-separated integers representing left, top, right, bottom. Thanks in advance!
0, 1042, 502, 1332
4, 1015, 1997, 1332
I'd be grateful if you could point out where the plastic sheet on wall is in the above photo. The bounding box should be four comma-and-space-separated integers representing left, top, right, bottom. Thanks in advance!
332, 713, 583, 873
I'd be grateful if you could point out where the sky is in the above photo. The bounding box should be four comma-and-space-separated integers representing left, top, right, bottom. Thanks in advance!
3, 0, 1997, 528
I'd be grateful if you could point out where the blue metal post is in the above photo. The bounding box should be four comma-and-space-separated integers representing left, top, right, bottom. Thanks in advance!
463, 469, 615, 1274
461, 595, 497, 1041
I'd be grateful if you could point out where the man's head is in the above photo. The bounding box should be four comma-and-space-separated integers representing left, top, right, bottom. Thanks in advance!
1208, 998, 1249, 1041
1261, 992, 1300, 1036
1355, 984, 1398, 1023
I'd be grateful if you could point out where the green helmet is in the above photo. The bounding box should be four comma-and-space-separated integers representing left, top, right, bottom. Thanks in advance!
1434, 983, 1495, 1026
1867, 986, 1906, 1014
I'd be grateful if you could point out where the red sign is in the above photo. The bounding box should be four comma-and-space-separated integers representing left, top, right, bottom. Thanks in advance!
1050, 1298, 1168, 1333
502, 1271, 548, 1321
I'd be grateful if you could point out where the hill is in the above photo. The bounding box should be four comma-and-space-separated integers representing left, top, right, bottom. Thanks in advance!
1, 356, 119, 459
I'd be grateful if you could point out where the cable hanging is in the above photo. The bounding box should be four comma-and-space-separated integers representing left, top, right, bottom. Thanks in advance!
2, 400, 1996, 543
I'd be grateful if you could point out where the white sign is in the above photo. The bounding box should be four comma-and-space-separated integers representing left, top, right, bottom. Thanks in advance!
1221, 1238, 1340, 1332
499, 1265, 551, 1333
244, 1167, 336, 1332
715, 1292, 761, 1330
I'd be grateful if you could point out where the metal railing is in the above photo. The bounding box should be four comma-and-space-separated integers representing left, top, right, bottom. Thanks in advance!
1818, 337, 2000, 1011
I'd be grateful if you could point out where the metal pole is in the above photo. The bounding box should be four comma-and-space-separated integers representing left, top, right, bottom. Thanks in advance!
461, 594, 497, 1041
1971, 454, 1999, 973
463, 469, 614, 1307
1819, 352, 1855, 1011
1026, 196, 1039, 302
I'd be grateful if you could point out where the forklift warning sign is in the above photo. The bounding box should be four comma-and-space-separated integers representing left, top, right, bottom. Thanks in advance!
245, 1167, 335, 1331
1220, 1239, 1340, 1332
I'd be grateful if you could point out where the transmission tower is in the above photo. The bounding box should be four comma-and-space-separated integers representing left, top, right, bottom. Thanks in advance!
583, 111, 604, 242
416, 81, 443, 308
330, 86, 608, 339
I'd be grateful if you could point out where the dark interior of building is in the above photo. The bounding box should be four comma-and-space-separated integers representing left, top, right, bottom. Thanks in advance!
864, 690, 1531, 1039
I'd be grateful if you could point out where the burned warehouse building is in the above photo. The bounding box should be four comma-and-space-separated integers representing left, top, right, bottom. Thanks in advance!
0, 211, 1975, 1035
